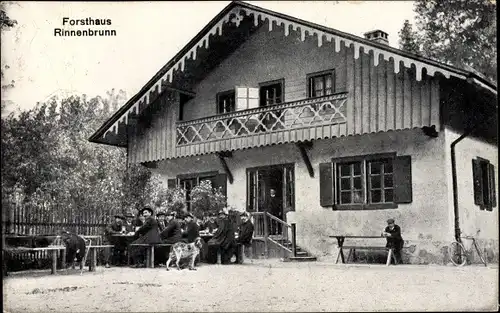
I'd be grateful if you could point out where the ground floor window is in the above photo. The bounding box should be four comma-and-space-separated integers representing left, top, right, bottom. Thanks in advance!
320, 153, 411, 210
168, 172, 227, 211
472, 157, 496, 211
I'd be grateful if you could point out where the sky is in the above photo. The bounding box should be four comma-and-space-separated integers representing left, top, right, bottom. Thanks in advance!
1, 1, 416, 114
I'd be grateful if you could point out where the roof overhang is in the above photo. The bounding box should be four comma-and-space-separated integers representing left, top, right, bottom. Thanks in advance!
89, 0, 497, 147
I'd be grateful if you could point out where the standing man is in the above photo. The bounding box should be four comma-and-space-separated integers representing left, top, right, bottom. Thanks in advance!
382, 218, 404, 265
237, 212, 254, 263
129, 207, 161, 268
266, 188, 282, 235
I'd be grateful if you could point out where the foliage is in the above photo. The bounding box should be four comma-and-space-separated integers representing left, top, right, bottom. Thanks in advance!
1, 2, 17, 91
1, 90, 166, 227
189, 180, 226, 218
399, 0, 497, 83
398, 20, 421, 54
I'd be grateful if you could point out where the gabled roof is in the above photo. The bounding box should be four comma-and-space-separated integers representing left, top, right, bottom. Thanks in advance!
89, 0, 497, 145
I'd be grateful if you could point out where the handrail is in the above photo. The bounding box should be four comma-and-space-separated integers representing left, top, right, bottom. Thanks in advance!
249, 211, 297, 259
266, 212, 291, 228
177, 92, 348, 127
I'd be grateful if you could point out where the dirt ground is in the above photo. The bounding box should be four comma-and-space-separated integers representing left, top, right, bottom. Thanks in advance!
3, 260, 498, 312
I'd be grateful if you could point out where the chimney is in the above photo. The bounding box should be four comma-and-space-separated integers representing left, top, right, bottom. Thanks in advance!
364, 30, 389, 46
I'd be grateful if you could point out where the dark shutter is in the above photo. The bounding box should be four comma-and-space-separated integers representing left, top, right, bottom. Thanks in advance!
488, 163, 496, 210
393, 155, 412, 204
319, 162, 334, 207
167, 179, 177, 189
214, 173, 227, 198
472, 159, 484, 206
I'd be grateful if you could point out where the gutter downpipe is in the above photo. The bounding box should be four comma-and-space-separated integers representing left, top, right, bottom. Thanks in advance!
450, 128, 475, 243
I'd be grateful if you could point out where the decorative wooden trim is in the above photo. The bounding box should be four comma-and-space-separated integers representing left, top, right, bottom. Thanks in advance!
99, 3, 474, 141
176, 170, 219, 180
216, 152, 234, 184
296, 141, 314, 177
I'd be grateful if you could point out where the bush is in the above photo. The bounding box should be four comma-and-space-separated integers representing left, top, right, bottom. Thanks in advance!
190, 180, 226, 218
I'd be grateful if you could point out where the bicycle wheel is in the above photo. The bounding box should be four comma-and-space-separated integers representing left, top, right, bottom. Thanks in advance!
449, 241, 467, 266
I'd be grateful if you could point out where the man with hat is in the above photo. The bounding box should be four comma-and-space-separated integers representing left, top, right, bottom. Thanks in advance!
104, 214, 125, 267
382, 218, 404, 264
156, 211, 167, 232
236, 212, 254, 263
129, 206, 162, 267
207, 209, 236, 264
181, 213, 200, 244
123, 211, 136, 234
160, 211, 182, 244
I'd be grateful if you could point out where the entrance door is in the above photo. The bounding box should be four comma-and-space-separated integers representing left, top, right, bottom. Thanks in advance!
247, 164, 295, 234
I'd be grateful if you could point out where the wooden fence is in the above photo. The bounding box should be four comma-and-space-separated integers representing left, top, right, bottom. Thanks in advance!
2, 199, 116, 236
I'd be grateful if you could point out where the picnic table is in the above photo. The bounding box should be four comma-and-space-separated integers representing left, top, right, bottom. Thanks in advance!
329, 235, 396, 266
3, 245, 67, 275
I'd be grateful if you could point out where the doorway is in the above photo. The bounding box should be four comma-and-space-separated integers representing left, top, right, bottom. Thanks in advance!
247, 164, 295, 234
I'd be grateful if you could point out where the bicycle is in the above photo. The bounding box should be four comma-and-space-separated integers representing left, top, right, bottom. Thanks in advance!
448, 235, 487, 267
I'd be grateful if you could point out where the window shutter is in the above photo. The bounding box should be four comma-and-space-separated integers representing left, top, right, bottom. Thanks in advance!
214, 173, 228, 198
488, 163, 496, 210
393, 155, 412, 204
167, 179, 177, 189
472, 159, 484, 206
319, 162, 334, 207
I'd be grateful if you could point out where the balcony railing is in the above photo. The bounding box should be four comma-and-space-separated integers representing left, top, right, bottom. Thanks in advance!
176, 92, 348, 149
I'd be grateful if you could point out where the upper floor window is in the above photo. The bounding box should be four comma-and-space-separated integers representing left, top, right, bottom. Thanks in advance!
217, 90, 235, 114
259, 79, 284, 106
307, 70, 335, 98
319, 153, 411, 210
472, 157, 496, 211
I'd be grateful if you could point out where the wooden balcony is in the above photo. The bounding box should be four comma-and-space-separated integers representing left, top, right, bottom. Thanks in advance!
175, 92, 348, 157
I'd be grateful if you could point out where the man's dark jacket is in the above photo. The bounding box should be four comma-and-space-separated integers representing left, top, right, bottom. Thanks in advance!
182, 221, 200, 243
160, 219, 182, 244
384, 225, 404, 249
237, 220, 254, 245
131, 216, 162, 245
208, 217, 235, 250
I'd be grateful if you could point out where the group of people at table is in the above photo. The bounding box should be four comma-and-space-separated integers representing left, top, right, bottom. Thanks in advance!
103, 206, 254, 268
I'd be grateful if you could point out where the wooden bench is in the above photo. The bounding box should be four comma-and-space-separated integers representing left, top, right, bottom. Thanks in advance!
3, 245, 67, 275
341, 246, 396, 266
330, 235, 399, 266
86, 245, 114, 272
128, 243, 172, 268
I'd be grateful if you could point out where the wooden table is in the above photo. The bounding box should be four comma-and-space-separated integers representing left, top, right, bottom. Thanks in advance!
128, 243, 172, 268
329, 235, 395, 266
4, 245, 67, 274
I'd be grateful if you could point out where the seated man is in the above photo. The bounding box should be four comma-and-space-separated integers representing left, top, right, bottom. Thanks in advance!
207, 210, 235, 264
382, 218, 404, 265
236, 212, 254, 263
160, 211, 182, 244
104, 214, 125, 267
156, 211, 167, 233
129, 207, 162, 268
123, 212, 136, 234
181, 213, 200, 243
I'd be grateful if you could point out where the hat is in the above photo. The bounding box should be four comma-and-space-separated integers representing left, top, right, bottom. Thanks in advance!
113, 214, 124, 220
184, 213, 194, 219
387, 218, 395, 224
218, 210, 227, 215
140, 207, 154, 215
240, 212, 249, 217
156, 211, 166, 217
124, 212, 135, 218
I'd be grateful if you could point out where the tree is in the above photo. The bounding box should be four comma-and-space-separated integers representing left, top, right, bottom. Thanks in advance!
403, 0, 497, 83
1, 2, 17, 91
398, 20, 421, 54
